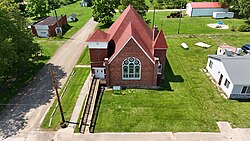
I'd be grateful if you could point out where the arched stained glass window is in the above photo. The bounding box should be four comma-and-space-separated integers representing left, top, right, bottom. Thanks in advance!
122, 57, 141, 80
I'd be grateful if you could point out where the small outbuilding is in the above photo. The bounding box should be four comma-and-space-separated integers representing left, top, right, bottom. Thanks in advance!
206, 53, 250, 99
186, 2, 228, 17
31, 15, 67, 38
67, 13, 77, 22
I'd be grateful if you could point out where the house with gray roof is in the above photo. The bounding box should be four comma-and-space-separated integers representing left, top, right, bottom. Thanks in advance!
206, 54, 250, 99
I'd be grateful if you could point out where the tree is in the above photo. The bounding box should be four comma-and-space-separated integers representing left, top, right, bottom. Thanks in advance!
238, 0, 250, 19
92, 0, 119, 25
0, 0, 40, 85
26, 0, 50, 18
119, 0, 149, 18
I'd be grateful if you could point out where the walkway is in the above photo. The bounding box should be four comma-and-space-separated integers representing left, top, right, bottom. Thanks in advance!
54, 122, 250, 141
0, 18, 98, 141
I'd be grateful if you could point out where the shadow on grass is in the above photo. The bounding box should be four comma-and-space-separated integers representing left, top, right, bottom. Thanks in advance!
158, 57, 184, 91
62, 24, 73, 35
0, 63, 67, 139
89, 85, 105, 133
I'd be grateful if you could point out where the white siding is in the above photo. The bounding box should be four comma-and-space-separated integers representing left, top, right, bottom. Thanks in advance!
192, 8, 228, 17
212, 12, 234, 19
186, 3, 192, 16
88, 42, 108, 49
206, 58, 233, 98
34, 25, 49, 38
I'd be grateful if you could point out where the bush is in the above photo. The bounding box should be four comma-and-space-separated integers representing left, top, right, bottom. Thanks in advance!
238, 24, 250, 32
230, 26, 237, 32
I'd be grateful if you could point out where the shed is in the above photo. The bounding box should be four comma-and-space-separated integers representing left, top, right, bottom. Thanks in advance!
206, 54, 250, 99
186, 2, 228, 17
67, 13, 77, 22
31, 15, 67, 38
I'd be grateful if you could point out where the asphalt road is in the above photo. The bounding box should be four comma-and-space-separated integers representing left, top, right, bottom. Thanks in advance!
0, 18, 97, 140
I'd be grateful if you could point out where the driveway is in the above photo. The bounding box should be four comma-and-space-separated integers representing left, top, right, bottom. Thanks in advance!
0, 18, 97, 141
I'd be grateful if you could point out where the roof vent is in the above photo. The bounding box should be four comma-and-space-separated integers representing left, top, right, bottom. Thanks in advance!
236, 48, 242, 55
225, 48, 233, 56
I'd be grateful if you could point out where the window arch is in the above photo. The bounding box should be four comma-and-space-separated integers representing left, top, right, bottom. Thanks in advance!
122, 57, 141, 80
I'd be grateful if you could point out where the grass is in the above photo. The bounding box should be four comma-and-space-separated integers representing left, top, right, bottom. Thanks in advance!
94, 10, 250, 132
95, 35, 250, 132
77, 47, 90, 65
0, 1, 92, 111
41, 68, 90, 130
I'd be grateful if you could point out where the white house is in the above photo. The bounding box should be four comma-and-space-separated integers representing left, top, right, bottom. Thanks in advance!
206, 54, 250, 99
67, 13, 77, 22
186, 2, 228, 17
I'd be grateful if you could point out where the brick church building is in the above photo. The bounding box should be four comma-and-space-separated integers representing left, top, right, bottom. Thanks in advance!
86, 5, 168, 87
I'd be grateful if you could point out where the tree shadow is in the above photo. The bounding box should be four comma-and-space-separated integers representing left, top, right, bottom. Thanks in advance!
0, 63, 67, 139
158, 57, 184, 91
89, 85, 105, 133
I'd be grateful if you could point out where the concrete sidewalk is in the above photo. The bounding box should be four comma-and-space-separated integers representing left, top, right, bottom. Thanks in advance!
52, 121, 250, 141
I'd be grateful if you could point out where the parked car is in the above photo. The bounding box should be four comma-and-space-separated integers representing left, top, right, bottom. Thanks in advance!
241, 44, 250, 53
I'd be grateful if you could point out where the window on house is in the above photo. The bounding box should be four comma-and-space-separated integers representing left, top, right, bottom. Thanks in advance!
122, 57, 141, 80
224, 79, 230, 88
157, 63, 162, 74
209, 60, 213, 69
241, 86, 250, 94
241, 86, 247, 93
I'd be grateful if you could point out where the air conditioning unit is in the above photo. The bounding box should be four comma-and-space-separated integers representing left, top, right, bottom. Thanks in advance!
236, 48, 242, 55
225, 48, 233, 56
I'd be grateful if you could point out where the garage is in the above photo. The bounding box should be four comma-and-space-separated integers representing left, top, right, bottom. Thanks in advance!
186, 2, 228, 17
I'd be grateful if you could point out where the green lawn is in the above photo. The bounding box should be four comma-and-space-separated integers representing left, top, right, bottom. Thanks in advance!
77, 47, 90, 65
41, 68, 90, 130
94, 11, 250, 132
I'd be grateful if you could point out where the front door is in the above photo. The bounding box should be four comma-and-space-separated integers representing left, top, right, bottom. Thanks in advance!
218, 74, 223, 85
94, 68, 105, 79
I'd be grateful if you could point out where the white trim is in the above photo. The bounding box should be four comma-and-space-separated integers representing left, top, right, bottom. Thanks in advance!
92, 67, 105, 70
108, 36, 155, 64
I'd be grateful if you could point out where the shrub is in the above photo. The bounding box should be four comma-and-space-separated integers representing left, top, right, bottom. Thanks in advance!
230, 26, 237, 32
238, 24, 250, 32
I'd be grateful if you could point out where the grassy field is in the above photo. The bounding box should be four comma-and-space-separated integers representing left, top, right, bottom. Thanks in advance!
41, 68, 90, 130
94, 10, 250, 132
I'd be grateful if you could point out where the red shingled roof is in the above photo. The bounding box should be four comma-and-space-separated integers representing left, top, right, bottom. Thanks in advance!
86, 29, 109, 42
109, 22, 154, 63
190, 2, 221, 9
153, 30, 168, 49
87, 5, 168, 63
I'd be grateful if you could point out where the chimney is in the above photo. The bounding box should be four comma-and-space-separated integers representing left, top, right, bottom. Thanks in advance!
153, 25, 158, 40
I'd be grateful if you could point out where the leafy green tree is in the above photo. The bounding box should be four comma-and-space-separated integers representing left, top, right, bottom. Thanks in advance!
26, 0, 50, 18
0, 0, 40, 85
239, 0, 250, 19
92, 0, 119, 25
119, 0, 149, 18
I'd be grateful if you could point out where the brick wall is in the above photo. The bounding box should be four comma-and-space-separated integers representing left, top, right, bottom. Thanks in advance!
107, 38, 157, 87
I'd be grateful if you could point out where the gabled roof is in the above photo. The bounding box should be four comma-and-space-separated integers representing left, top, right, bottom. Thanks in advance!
190, 2, 222, 9
106, 5, 153, 51
108, 22, 154, 64
153, 30, 168, 49
86, 29, 110, 42
209, 55, 250, 85
35, 16, 61, 26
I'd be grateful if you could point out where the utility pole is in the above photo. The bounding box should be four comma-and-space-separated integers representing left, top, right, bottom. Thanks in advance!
49, 64, 66, 124
178, 1, 183, 34
152, 6, 156, 29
